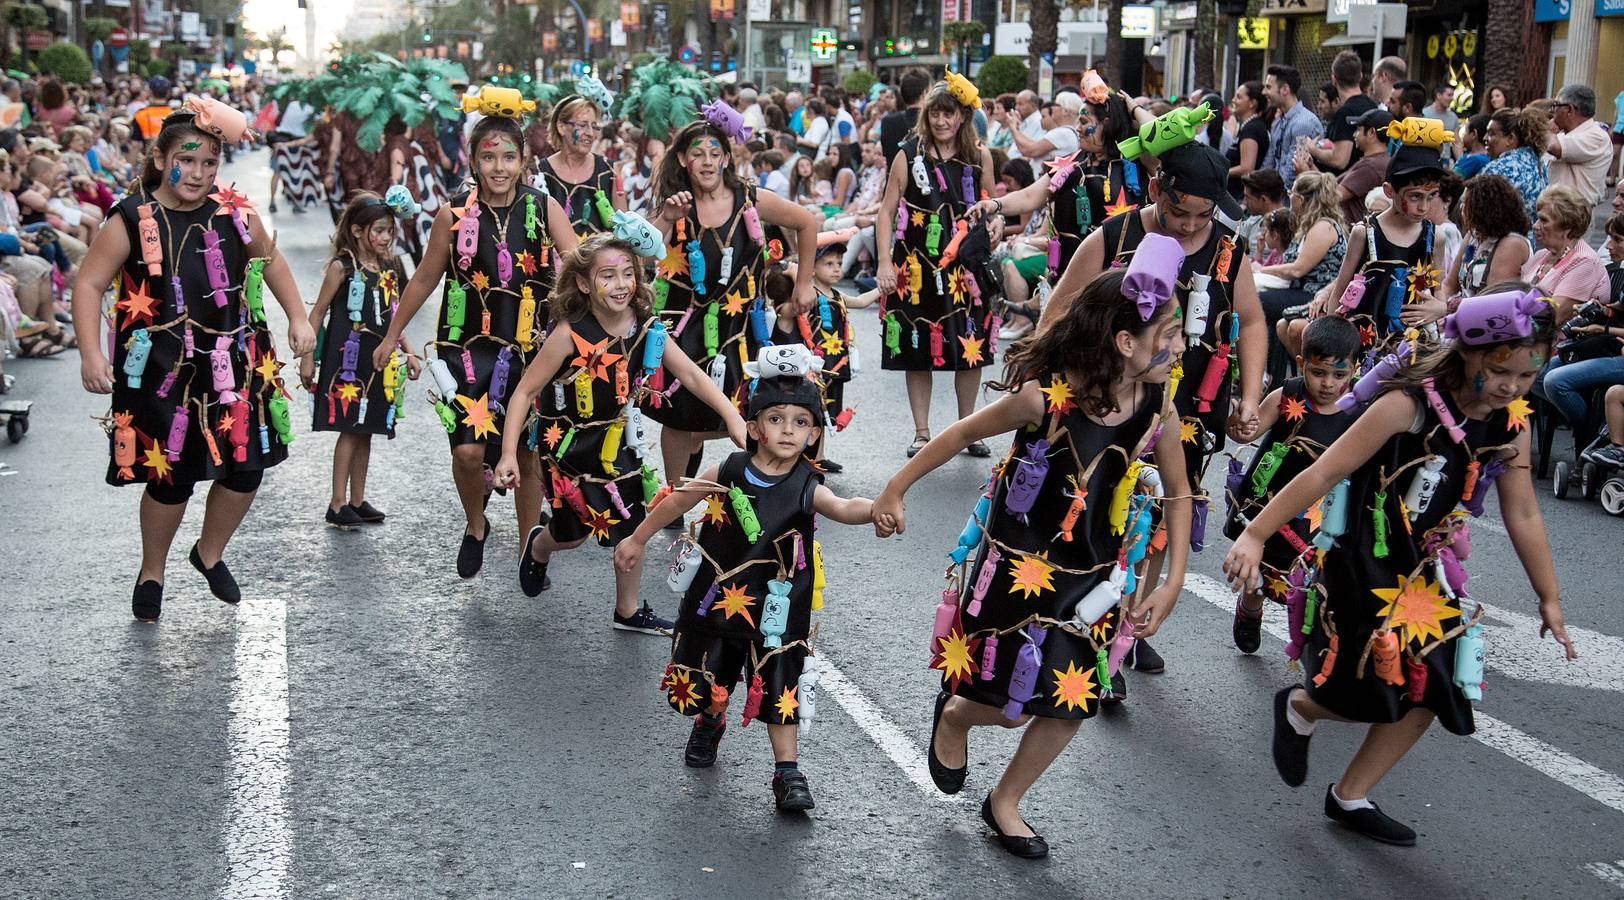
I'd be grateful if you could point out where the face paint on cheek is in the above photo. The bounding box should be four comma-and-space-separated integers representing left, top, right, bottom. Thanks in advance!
1472, 372, 1485, 393
1530, 353, 1544, 368
1149, 347, 1172, 367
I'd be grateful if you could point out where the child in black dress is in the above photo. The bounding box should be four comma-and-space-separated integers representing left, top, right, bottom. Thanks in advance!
300, 191, 422, 528
614, 350, 874, 813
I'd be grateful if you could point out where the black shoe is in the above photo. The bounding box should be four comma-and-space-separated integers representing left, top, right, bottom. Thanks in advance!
268, 200, 278, 214
819, 458, 844, 473
325, 504, 363, 530
349, 501, 386, 524
1324, 785, 1417, 846
457, 516, 489, 579
613, 603, 673, 635
518, 524, 551, 597
1130, 639, 1165, 673
1233, 599, 1264, 654
1272, 687, 1312, 788
980, 794, 1048, 859
927, 692, 968, 794
131, 579, 163, 622
773, 770, 816, 812
964, 440, 993, 458
189, 543, 241, 605
684, 715, 726, 768
1101, 670, 1127, 705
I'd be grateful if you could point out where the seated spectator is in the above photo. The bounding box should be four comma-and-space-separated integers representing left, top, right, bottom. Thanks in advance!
1521, 183, 1609, 321
1443, 173, 1531, 302
1334, 108, 1392, 224
1235, 168, 1286, 261
1255, 172, 1347, 326
1484, 106, 1549, 225
1536, 213, 1624, 455
755, 149, 789, 199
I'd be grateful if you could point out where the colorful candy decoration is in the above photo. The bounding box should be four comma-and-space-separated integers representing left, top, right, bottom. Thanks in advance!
1185, 273, 1211, 338
761, 579, 792, 648
1404, 456, 1447, 522
137, 203, 163, 275
455, 197, 481, 269
911, 154, 931, 196
1195, 313, 1239, 413
445, 281, 467, 341
1004, 439, 1051, 523
1454, 621, 1485, 700
201, 229, 231, 307
244, 259, 267, 324
1003, 625, 1045, 720
1117, 104, 1214, 160
267, 392, 295, 444
123, 328, 153, 387
1312, 631, 1338, 687
727, 486, 762, 543
687, 240, 707, 295
1337, 273, 1367, 315
797, 655, 819, 734
1312, 478, 1351, 550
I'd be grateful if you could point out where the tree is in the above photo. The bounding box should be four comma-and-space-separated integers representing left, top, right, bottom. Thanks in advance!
38, 43, 93, 85
1192, 0, 1216, 93
83, 17, 118, 45
976, 55, 1028, 98
842, 69, 877, 98
2, 2, 49, 69
1483, 0, 1543, 109
943, 21, 985, 75
1027, 0, 1057, 92
1103, 0, 1123, 88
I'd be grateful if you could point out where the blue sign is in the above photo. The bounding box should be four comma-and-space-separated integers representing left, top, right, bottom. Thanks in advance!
1535, 0, 1570, 21
1599, 0, 1624, 16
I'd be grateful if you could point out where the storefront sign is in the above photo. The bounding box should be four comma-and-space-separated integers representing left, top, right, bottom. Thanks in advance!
1598, 0, 1624, 15
1326, 0, 1375, 23
1258, 0, 1327, 15
1121, 5, 1157, 37
1534, 0, 1570, 22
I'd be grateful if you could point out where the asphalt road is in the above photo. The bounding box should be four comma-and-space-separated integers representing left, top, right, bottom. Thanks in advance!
2, 149, 1621, 899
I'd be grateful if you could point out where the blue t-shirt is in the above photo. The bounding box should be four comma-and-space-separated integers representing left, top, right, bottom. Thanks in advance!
1453, 152, 1489, 179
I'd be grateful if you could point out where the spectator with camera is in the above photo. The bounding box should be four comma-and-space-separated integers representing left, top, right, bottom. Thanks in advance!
1536, 212, 1624, 456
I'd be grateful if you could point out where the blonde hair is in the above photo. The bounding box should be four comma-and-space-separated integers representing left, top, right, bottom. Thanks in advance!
548, 232, 654, 325
549, 96, 601, 148
1288, 171, 1345, 240
1535, 183, 1592, 240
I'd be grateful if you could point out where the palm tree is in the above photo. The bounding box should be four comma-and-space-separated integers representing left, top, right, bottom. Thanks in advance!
1027, 0, 1057, 92
1193, 0, 1216, 93
1103, 0, 1123, 88
1481, 0, 1523, 105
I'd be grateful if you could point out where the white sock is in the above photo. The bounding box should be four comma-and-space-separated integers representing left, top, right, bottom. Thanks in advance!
1285, 695, 1316, 736
1331, 785, 1374, 811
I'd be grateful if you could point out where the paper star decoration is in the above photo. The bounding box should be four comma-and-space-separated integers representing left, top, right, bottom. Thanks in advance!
140, 438, 173, 483
1306, 499, 1324, 532
702, 493, 729, 526
456, 393, 500, 439
723, 291, 749, 315
1104, 185, 1135, 218
714, 583, 756, 626
1505, 397, 1532, 433
469, 270, 491, 292
254, 351, 281, 385
774, 686, 800, 723
1266, 577, 1290, 600
209, 182, 256, 218
819, 332, 844, 356
516, 250, 537, 276
959, 333, 985, 366
1281, 395, 1308, 423
1050, 659, 1098, 712
215, 411, 235, 434
1009, 553, 1056, 599
929, 614, 981, 692
1089, 606, 1116, 644
910, 211, 926, 227
656, 247, 688, 279
1041, 379, 1077, 415
1371, 575, 1454, 648
542, 422, 564, 449
1408, 262, 1440, 294
585, 504, 621, 541
570, 333, 624, 381
116, 280, 159, 326
1179, 420, 1199, 444
666, 669, 702, 713
337, 382, 361, 414
1359, 323, 1376, 345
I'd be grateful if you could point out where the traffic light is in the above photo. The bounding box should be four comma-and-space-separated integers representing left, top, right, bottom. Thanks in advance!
421, 30, 432, 43
328, 61, 339, 72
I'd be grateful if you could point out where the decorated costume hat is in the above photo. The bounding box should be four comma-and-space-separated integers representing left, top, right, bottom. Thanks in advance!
1121, 232, 1182, 320
182, 96, 254, 144
701, 98, 751, 143
944, 71, 980, 109
1442, 289, 1551, 345
461, 85, 536, 119
1153, 142, 1244, 220
1384, 116, 1453, 180
610, 209, 668, 259
577, 75, 615, 114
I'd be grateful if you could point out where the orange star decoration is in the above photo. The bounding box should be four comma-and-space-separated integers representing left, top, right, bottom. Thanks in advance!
723, 291, 749, 315
702, 493, 729, 526
774, 686, 800, 723
929, 612, 981, 691
1504, 397, 1532, 433
542, 422, 564, 450
215, 411, 236, 435
569, 333, 624, 381
714, 583, 757, 626
666, 669, 702, 713
1050, 659, 1098, 713
584, 504, 622, 541
1008, 553, 1056, 599
470, 270, 491, 292
140, 438, 173, 483
959, 333, 985, 366
1281, 395, 1308, 423
516, 250, 537, 276
1104, 185, 1135, 218
1371, 575, 1454, 648
1179, 419, 1199, 444
819, 332, 844, 356
1305, 498, 1324, 532
657, 247, 688, 280
910, 210, 926, 227
1040, 378, 1077, 415
254, 351, 281, 385
116, 280, 159, 326
456, 393, 500, 439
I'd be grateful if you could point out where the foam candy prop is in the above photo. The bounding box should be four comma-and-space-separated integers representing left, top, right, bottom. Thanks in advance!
701, 98, 751, 142
1442, 289, 1547, 346
183, 96, 254, 143
1117, 105, 1214, 161
461, 86, 536, 118
610, 209, 667, 259
1122, 233, 1181, 320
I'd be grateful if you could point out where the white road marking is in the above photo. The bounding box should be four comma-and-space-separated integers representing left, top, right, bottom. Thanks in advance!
1184, 573, 1624, 817
1475, 601, 1624, 693
221, 598, 292, 900
1583, 860, 1624, 890
818, 656, 961, 803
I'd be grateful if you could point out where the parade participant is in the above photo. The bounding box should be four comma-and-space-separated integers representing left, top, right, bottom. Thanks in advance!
875, 75, 998, 458
615, 356, 875, 812
70, 99, 315, 621
1224, 316, 1361, 653
298, 191, 421, 529
1045, 141, 1267, 678
535, 82, 624, 237
646, 111, 818, 483
371, 94, 578, 579
873, 252, 1191, 859
493, 230, 746, 631
1223, 289, 1577, 846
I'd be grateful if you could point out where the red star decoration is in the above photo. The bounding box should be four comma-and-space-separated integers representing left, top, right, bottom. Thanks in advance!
1359, 323, 1376, 346
116, 280, 158, 327
516, 250, 537, 275
209, 182, 256, 218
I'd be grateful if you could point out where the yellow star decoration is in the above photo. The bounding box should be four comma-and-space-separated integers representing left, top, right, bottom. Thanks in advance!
656, 247, 688, 279
774, 686, 800, 723
714, 583, 756, 626
116, 280, 158, 325
1041, 379, 1078, 415
1009, 553, 1056, 599
1179, 419, 1199, 444
1104, 185, 1135, 218
1408, 262, 1440, 295
469, 270, 491, 292
215, 411, 235, 434
1266, 577, 1290, 600
929, 621, 980, 691
1371, 575, 1455, 648
456, 393, 500, 439
337, 382, 361, 401
702, 493, 729, 526
1505, 397, 1532, 433
1281, 395, 1308, 423
959, 333, 985, 366
254, 352, 281, 385
910, 210, 926, 227
666, 669, 702, 713
140, 439, 172, 483
723, 291, 749, 315
584, 504, 622, 541
1050, 659, 1098, 713
570, 333, 624, 380
542, 422, 564, 449
819, 332, 845, 356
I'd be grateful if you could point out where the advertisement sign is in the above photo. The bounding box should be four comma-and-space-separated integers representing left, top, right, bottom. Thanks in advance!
1121, 6, 1156, 38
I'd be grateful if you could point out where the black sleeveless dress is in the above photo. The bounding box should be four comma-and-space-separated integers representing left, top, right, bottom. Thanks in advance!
104, 191, 289, 486
643, 183, 766, 432
431, 185, 556, 447
946, 377, 1168, 721
664, 452, 821, 726
1049, 155, 1143, 263
311, 254, 407, 437
883, 139, 991, 372
534, 312, 657, 546
1344, 217, 1436, 351
535, 154, 617, 237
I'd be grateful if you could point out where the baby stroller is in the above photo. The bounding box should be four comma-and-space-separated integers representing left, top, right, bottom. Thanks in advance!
1553, 427, 1624, 515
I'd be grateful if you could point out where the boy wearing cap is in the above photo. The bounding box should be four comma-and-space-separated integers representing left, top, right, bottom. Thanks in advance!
616, 364, 875, 813
1333, 108, 1394, 225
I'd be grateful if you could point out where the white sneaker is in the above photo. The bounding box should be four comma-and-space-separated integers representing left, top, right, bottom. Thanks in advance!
998, 320, 1033, 342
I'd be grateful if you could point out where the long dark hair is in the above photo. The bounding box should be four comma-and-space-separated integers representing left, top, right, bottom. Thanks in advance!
910, 84, 980, 165
652, 120, 742, 208
137, 111, 220, 192
989, 269, 1174, 417
467, 115, 528, 194
1086, 94, 1136, 160
549, 232, 654, 325
329, 190, 396, 266
1386, 280, 1555, 395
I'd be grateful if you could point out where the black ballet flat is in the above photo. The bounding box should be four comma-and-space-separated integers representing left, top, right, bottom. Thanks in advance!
131, 580, 163, 622
189, 544, 241, 605
981, 794, 1049, 859
927, 691, 968, 795
518, 524, 550, 597
457, 516, 490, 579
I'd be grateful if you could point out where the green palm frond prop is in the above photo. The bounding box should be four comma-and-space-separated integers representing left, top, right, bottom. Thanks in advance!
614, 59, 714, 142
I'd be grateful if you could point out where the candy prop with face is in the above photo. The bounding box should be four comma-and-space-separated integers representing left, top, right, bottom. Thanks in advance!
1117, 105, 1214, 161
744, 344, 825, 380
124, 328, 153, 387
460, 86, 537, 118
944, 71, 980, 109
610, 209, 667, 259
701, 98, 751, 143
183, 96, 253, 144
1442, 289, 1547, 346
576, 76, 614, 115
137, 203, 163, 275
384, 185, 421, 218
201, 229, 231, 307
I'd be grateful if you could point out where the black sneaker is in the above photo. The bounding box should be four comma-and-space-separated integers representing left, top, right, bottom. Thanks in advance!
1272, 687, 1312, 787
1323, 785, 1417, 846
1101, 670, 1127, 705
349, 501, 386, 524
131, 579, 163, 622
613, 603, 673, 635
1130, 639, 1165, 673
684, 715, 726, 768
773, 770, 816, 812
518, 524, 551, 597
457, 516, 490, 579
326, 504, 363, 530
189, 543, 241, 605
1233, 599, 1264, 654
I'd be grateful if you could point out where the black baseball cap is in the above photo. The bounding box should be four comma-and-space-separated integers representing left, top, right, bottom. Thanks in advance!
1386, 144, 1448, 180
747, 375, 825, 421
1349, 107, 1394, 130
1155, 143, 1244, 219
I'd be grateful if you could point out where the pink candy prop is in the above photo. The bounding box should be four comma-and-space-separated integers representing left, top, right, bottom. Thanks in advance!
1442, 289, 1547, 346
1121, 233, 1181, 320
183, 96, 254, 144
